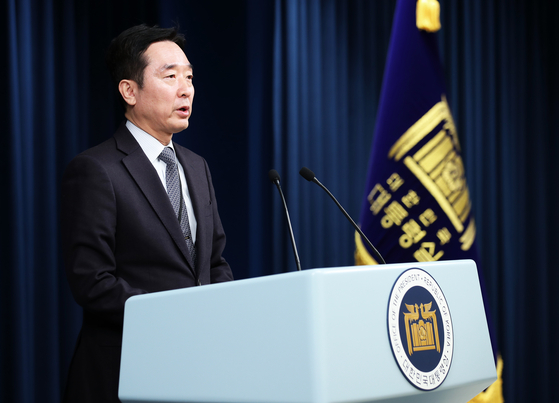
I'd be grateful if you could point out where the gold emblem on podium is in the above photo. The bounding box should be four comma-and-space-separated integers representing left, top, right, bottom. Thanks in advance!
387, 268, 453, 391
403, 302, 441, 356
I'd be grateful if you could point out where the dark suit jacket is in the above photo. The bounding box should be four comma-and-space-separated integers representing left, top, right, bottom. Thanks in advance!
61, 123, 233, 402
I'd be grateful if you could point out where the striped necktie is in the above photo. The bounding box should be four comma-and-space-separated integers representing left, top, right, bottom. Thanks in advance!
158, 147, 197, 265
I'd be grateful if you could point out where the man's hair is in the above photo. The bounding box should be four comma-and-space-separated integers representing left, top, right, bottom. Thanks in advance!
106, 24, 186, 106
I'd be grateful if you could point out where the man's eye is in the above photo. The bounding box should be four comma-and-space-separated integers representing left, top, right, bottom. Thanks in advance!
166, 74, 176, 79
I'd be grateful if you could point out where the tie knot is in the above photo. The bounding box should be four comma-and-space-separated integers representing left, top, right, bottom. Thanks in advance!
159, 147, 176, 166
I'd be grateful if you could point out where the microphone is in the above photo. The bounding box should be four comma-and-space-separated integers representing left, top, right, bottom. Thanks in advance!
268, 169, 302, 271
299, 167, 386, 265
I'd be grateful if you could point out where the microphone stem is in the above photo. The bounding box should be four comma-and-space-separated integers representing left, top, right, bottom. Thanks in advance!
313, 178, 386, 265
274, 181, 302, 271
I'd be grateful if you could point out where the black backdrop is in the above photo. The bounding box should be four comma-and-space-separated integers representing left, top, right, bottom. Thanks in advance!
2, 1, 558, 402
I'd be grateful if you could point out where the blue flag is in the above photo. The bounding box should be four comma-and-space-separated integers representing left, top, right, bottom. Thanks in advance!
356, 0, 478, 265
356, 1, 503, 400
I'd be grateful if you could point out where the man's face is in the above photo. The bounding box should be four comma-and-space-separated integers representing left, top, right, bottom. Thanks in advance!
126, 41, 194, 142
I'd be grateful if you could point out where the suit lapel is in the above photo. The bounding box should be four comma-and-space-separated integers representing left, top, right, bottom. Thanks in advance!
113, 124, 196, 274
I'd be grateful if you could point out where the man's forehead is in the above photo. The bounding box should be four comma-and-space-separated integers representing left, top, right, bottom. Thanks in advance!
145, 41, 191, 67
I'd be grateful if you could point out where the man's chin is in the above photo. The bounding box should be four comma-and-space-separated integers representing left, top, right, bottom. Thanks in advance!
172, 121, 190, 134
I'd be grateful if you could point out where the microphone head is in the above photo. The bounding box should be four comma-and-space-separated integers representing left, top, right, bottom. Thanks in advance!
268, 169, 281, 183
299, 167, 316, 182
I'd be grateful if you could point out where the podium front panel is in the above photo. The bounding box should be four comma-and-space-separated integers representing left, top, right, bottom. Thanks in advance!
119, 260, 496, 403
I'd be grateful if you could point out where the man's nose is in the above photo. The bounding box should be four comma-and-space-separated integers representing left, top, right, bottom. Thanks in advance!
178, 78, 194, 97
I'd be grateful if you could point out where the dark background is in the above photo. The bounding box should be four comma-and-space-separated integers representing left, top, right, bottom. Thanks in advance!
2, 0, 558, 402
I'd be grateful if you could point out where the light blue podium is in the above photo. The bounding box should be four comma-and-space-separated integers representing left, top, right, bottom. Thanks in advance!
119, 260, 496, 403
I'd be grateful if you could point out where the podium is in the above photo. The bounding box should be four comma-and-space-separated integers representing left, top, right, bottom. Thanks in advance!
119, 260, 496, 403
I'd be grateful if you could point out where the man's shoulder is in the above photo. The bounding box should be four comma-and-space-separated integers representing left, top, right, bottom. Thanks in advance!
70, 137, 120, 166
81, 136, 118, 155
63, 126, 133, 177
71, 123, 134, 162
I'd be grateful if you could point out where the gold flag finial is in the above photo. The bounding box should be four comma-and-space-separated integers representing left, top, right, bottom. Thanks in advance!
416, 0, 441, 32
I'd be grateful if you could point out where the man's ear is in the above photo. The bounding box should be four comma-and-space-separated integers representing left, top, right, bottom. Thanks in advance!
118, 79, 138, 107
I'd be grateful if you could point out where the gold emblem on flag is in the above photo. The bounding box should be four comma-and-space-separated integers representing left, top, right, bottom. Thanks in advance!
403, 302, 441, 356
388, 96, 475, 250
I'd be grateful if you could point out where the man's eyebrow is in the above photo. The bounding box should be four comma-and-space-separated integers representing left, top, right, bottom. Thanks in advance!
159, 64, 194, 73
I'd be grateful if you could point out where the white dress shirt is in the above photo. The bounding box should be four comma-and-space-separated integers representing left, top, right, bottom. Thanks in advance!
126, 120, 197, 244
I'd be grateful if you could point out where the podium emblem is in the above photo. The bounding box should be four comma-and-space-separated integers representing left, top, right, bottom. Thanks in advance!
387, 268, 454, 390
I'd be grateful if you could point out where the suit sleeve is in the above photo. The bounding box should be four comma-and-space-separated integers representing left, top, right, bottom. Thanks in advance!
203, 159, 234, 283
61, 154, 147, 326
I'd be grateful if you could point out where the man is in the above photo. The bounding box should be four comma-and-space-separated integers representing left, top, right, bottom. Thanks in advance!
60, 25, 233, 402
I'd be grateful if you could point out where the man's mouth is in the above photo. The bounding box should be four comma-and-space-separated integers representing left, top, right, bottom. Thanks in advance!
176, 106, 190, 116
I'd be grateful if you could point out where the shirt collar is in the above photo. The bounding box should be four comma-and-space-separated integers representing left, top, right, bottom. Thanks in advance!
126, 120, 176, 163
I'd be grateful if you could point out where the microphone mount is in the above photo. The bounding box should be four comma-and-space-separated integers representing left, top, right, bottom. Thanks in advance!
299, 167, 386, 265
269, 169, 302, 271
